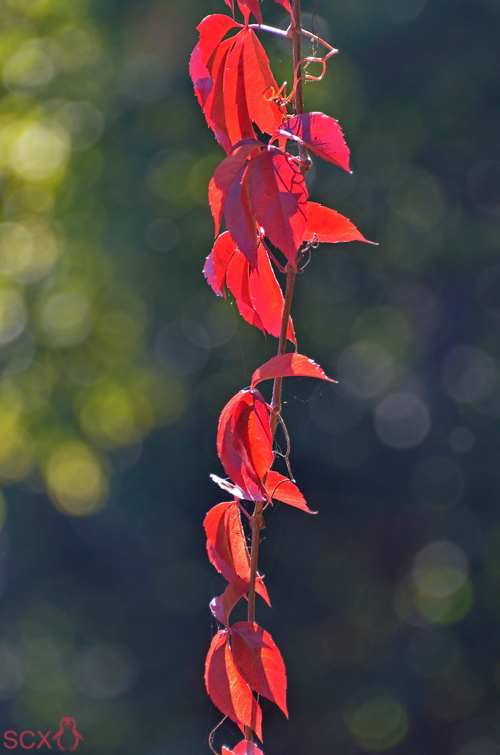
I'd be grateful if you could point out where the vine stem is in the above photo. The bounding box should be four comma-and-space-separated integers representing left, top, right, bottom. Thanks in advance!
248, 23, 338, 59
244, 0, 309, 742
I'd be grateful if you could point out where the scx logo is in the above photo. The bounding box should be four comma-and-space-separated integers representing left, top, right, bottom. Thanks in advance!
4, 719, 83, 751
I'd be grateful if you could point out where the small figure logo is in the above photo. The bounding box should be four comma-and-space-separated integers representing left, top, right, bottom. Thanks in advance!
52, 718, 84, 751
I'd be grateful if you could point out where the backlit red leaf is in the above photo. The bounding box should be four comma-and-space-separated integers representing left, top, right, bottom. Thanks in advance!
274, 0, 291, 13
205, 630, 263, 739
207, 37, 238, 151
251, 353, 335, 389
210, 576, 249, 626
223, 743, 265, 755
225, 160, 259, 266
304, 201, 375, 245
266, 471, 316, 514
242, 30, 284, 136
250, 147, 308, 267
280, 113, 350, 172
231, 621, 288, 716
225, 242, 264, 331
197, 14, 242, 68
217, 389, 273, 500
204, 501, 271, 604
237, 0, 262, 24
224, 32, 257, 146
190, 43, 212, 111
204, 231, 238, 297
190, 44, 234, 154
248, 243, 296, 342
209, 139, 262, 236
208, 236, 293, 341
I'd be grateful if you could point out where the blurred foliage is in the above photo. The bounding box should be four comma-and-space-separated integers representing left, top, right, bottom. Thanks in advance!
0, 0, 185, 517
0, 0, 499, 753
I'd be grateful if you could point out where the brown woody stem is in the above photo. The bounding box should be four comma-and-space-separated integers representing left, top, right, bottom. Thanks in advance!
244, 0, 308, 742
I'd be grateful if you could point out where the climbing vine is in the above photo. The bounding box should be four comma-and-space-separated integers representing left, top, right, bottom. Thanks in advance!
190, 0, 373, 751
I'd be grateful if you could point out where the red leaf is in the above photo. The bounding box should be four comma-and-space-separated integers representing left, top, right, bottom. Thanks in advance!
190, 44, 234, 154
205, 630, 263, 739
210, 576, 249, 626
237, 0, 262, 25
204, 502, 270, 604
225, 160, 259, 267
280, 113, 350, 172
223, 32, 257, 147
248, 243, 296, 343
225, 243, 265, 332
250, 147, 308, 267
209, 139, 262, 236
266, 471, 316, 514
207, 37, 238, 151
223, 743, 265, 755
224, 0, 234, 10
274, 0, 291, 12
205, 235, 295, 342
231, 621, 288, 716
204, 231, 238, 297
251, 353, 335, 389
189, 43, 212, 111
197, 14, 242, 68
304, 202, 376, 245
217, 389, 273, 500
242, 30, 284, 136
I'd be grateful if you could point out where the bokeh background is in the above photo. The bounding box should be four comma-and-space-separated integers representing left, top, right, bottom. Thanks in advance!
0, 0, 499, 752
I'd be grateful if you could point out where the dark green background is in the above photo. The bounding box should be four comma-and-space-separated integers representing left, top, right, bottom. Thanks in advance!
0, 0, 499, 752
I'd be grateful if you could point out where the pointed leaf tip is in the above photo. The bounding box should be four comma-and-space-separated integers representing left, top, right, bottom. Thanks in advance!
205, 631, 263, 739
274, 0, 291, 13
266, 471, 317, 514
231, 621, 288, 717
279, 113, 351, 172
304, 202, 376, 246
251, 353, 336, 389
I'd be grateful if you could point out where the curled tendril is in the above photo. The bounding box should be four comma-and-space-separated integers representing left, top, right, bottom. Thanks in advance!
264, 44, 336, 111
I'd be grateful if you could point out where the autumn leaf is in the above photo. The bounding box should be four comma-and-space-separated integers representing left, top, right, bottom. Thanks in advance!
204, 232, 295, 342
217, 389, 273, 500
231, 621, 288, 716
250, 147, 308, 267
304, 201, 376, 245
190, 44, 232, 155
251, 353, 335, 389
204, 231, 238, 296
248, 243, 296, 343
242, 29, 284, 136
197, 14, 242, 68
208, 38, 244, 151
274, 0, 291, 13
210, 576, 250, 626
223, 742, 265, 755
224, 32, 257, 146
204, 501, 270, 604
266, 471, 316, 514
279, 112, 351, 172
225, 160, 260, 266
205, 630, 263, 739
209, 138, 262, 236
237, 0, 262, 25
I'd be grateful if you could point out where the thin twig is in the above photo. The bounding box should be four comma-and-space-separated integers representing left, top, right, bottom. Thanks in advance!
248, 24, 338, 58
277, 414, 294, 480
209, 716, 227, 755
